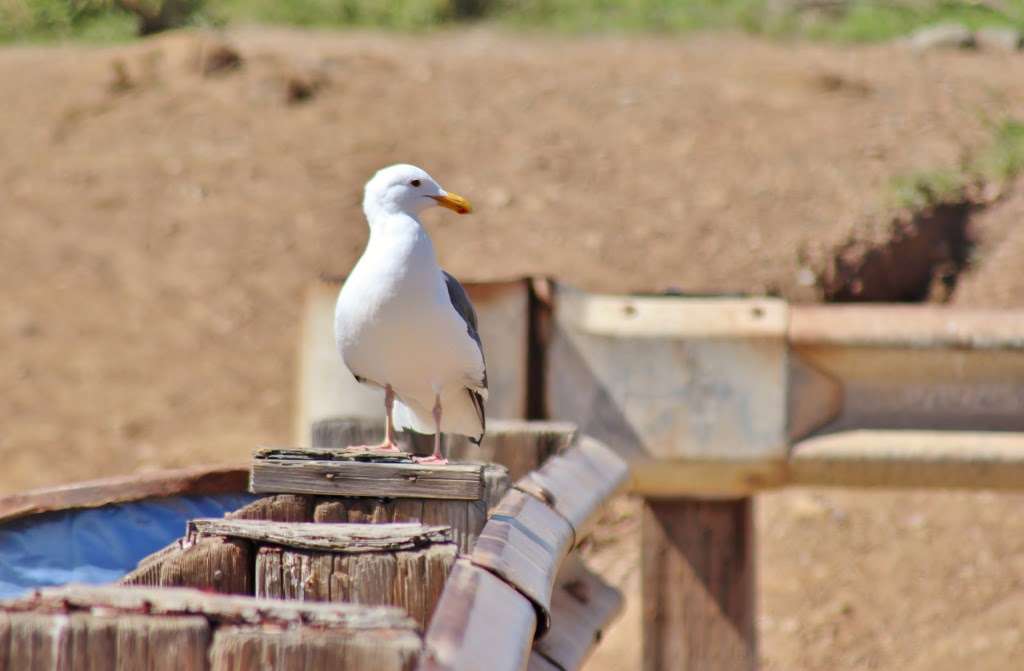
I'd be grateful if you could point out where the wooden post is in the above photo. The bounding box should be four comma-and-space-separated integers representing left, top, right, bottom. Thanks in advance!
641, 498, 755, 671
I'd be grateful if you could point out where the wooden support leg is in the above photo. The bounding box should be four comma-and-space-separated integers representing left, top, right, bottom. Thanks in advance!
641, 497, 755, 671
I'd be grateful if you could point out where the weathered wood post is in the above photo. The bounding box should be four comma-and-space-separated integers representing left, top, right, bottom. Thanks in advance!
548, 286, 789, 671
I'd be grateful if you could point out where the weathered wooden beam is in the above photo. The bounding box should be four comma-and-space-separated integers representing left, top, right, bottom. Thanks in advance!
3, 586, 420, 671
132, 535, 251, 595
0, 465, 249, 524
9, 585, 417, 630
470, 489, 574, 634
311, 418, 575, 482
642, 498, 755, 671
515, 436, 629, 542
189, 519, 451, 552
251, 449, 485, 500
790, 429, 1024, 489
532, 554, 624, 671
420, 559, 537, 671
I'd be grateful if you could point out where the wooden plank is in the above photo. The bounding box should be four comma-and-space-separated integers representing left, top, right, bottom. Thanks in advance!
158, 536, 251, 595
250, 456, 484, 501
641, 498, 755, 671
516, 436, 629, 542
8, 585, 417, 630
226, 494, 313, 522
533, 554, 624, 671
789, 304, 1024, 349
787, 350, 843, 442
628, 458, 788, 498
0, 465, 249, 523
210, 625, 422, 671
190, 519, 452, 552
470, 489, 574, 634
421, 559, 536, 671
121, 541, 181, 587
790, 429, 1024, 489
296, 278, 531, 446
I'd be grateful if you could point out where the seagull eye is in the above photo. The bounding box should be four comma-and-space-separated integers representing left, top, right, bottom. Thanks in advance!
410, 179, 421, 187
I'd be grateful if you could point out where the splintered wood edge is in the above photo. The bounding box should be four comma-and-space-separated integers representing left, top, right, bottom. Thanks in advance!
189, 519, 454, 552
254, 446, 416, 463
420, 559, 536, 671
250, 460, 485, 500
7, 585, 417, 630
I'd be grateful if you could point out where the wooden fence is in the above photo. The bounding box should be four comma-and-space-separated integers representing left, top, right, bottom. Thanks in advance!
299, 278, 1024, 671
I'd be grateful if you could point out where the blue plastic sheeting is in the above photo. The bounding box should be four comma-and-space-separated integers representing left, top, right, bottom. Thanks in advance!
0, 493, 256, 598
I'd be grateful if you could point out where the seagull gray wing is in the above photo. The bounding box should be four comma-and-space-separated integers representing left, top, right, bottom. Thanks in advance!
443, 270, 487, 442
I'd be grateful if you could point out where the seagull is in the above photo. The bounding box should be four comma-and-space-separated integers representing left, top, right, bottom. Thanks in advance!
334, 164, 487, 464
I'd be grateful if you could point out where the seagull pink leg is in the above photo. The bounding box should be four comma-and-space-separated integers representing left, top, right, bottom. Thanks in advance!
353, 385, 401, 452
415, 395, 447, 465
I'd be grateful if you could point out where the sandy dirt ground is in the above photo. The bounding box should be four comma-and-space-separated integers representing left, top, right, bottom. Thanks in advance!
3, 27, 1024, 670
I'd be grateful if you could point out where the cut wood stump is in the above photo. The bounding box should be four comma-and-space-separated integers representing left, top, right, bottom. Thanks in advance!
190, 519, 457, 629
1, 585, 419, 671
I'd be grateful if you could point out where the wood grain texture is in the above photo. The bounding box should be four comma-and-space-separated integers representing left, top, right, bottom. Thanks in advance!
420, 559, 536, 671
515, 436, 628, 543
253, 543, 456, 629
0, 611, 208, 671
0, 465, 249, 524
189, 519, 452, 552
470, 489, 574, 634
9, 585, 417, 630
641, 498, 755, 671
533, 554, 624, 670
210, 625, 421, 671
226, 494, 313, 522
157, 536, 251, 595
251, 457, 484, 500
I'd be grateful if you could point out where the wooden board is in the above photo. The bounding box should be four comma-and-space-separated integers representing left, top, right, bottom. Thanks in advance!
296, 278, 531, 445
190, 519, 452, 553
470, 489, 574, 634
421, 559, 536, 671
533, 554, 624, 670
311, 418, 573, 483
516, 436, 628, 542
0, 465, 248, 523
641, 498, 755, 671
251, 453, 485, 501
8, 585, 417, 630
790, 429, 1024, 489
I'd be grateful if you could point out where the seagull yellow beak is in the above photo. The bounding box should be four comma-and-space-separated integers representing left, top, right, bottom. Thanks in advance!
430, 192, 472, 215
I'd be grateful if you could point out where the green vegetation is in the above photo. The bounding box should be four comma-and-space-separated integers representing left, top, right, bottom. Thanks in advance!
888, 119, 1024, 210
2, 0, 1024, 43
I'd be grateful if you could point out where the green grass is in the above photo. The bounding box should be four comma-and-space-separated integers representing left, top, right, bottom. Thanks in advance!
888, 118, 1024, 210
3, 0, 1024, 43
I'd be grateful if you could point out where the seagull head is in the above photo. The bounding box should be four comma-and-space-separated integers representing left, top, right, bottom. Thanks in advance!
363, 164, 472, 219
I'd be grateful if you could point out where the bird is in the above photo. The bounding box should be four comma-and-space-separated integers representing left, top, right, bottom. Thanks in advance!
334, 164, 487, 464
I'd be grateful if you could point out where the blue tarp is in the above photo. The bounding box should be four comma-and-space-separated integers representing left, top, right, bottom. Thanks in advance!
0, 493, 256, 598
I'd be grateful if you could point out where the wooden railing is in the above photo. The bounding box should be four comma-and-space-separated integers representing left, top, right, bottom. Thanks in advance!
299, 278, 1024, 671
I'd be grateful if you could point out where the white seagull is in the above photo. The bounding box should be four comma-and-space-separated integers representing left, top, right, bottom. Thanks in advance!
334, 164, 487, 464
